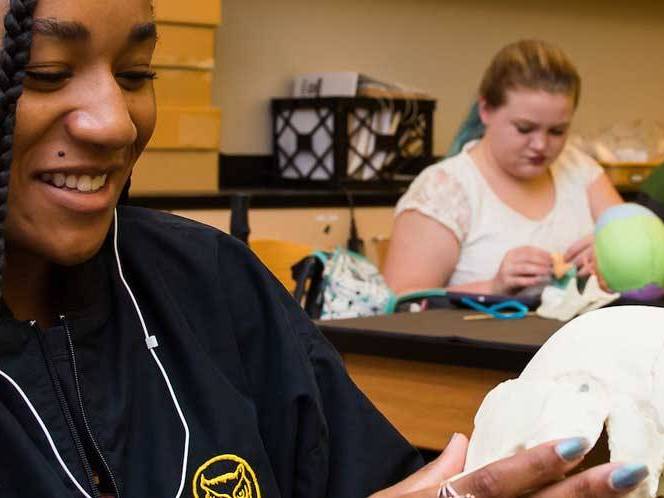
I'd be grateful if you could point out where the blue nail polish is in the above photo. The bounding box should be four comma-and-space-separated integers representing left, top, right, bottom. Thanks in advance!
610, 464, 649, 490
555, 437, 589, 461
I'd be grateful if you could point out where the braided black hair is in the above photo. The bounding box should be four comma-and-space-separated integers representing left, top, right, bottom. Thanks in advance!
0, 0, 38, 295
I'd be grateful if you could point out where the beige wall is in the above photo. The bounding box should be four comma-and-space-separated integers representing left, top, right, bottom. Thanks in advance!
214, 0, 664, 156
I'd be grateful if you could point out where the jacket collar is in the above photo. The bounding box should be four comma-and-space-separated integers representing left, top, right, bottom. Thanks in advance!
53, 237, 114, 339
0, 234, 114, 349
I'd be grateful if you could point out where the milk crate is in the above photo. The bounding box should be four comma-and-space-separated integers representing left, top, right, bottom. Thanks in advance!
272, 97, 436, 187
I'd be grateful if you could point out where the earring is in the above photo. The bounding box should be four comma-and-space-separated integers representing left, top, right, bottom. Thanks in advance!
58, 151, 66, 157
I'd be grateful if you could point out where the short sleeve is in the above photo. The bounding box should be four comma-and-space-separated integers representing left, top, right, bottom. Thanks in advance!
395, 165, 471, 242
557, 144, 604, 187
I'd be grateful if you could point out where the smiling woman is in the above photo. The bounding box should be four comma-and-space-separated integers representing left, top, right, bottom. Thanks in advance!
6, 0, 156, 277
0, 4, 649, 498
0, 2, 425, 496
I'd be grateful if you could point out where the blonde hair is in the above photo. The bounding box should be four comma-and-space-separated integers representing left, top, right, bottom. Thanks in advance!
479, 39, 581, 108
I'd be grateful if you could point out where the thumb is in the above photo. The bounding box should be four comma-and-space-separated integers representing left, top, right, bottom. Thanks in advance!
370, 433, 469, 498
423, 432, 469, 485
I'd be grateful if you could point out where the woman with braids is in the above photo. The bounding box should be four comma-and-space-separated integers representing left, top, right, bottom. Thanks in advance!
384, 40, 623, 296
0, 1, 648, 497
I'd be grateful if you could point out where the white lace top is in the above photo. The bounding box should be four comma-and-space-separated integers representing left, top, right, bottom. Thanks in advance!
395, 142, 603, 287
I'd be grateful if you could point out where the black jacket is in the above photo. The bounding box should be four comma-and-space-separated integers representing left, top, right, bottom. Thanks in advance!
0, 206, 422, 497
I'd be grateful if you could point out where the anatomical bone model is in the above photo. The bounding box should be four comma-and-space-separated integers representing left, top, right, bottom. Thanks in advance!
465, 306, 664, 498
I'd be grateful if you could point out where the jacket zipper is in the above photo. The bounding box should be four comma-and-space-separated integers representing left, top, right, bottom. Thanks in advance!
31, 320, 101, 498
61, 315, 121, 498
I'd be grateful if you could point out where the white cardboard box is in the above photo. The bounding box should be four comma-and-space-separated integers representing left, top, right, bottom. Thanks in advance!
293, 72, 363, 97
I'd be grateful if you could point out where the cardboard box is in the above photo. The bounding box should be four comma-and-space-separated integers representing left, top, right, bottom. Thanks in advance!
148, 106, 221, 150
292, 72, 430, 99
293, 72, 361, 97
154, 69, 213, 107
132, 150, 219, 193
154, 24, 215, 69
153, 0, 221, 26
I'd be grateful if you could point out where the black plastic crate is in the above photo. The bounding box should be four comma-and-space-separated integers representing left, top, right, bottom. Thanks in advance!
271, 97, 436, 187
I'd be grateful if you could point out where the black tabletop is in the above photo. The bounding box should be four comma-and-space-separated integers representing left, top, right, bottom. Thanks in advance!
318, 309, 565, 373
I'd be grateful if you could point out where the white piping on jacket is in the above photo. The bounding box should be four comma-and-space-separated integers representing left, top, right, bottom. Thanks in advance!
0, 367, 94, 497
0, 210, 191, 498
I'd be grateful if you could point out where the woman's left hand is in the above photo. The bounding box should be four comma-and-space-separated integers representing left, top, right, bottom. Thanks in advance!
370, 436, 649, 498
564, 235, 595, 277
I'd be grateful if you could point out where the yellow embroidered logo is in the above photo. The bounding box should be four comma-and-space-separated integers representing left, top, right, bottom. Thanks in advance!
193, 454, 261, 498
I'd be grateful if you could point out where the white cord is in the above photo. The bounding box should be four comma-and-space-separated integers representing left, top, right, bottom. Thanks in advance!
112, 209, 190, 498
0, 368, 93, 497
0, 211, 191, 497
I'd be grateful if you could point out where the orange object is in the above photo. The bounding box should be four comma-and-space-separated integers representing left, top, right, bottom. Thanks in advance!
249, 239, 313, 292
551, 252, 573, 279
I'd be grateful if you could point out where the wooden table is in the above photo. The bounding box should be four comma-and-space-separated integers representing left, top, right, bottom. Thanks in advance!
318, 309, 564, 451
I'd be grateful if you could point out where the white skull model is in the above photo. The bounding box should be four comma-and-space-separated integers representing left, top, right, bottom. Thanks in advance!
465, 306, 664, 498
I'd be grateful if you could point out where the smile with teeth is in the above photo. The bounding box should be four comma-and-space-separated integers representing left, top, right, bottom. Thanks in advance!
40, 172, 108, 193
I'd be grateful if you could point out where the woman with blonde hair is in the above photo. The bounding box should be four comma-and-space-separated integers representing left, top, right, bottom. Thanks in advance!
385, 40, 622, 295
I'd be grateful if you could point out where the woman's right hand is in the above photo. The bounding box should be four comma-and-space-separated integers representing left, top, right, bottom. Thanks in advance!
491, 246, 553, 294
381, 436, 649, 498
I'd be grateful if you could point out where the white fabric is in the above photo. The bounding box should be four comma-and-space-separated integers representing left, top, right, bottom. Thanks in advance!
395, 141, 603, 287
536, 275, 620, 321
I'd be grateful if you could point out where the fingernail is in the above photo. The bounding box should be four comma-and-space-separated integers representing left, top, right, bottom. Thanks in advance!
610, 463, 649, 490
555, 437, 589, 461
445, 433, 459, 448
